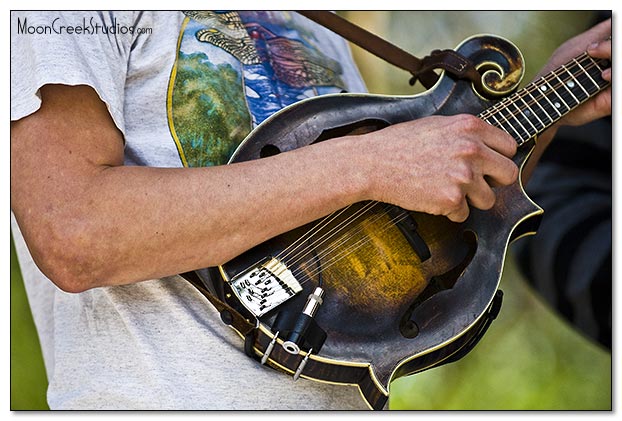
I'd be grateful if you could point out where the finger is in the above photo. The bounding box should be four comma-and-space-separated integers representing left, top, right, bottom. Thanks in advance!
479, 124, 518, 158
589, 85, 612, 118
446, 199, 470, 223
477, 148, 519, 187
465, 177, 496, 211
602, 68, 611, 82
587, 37, 611, 82
587, 39, 611, 60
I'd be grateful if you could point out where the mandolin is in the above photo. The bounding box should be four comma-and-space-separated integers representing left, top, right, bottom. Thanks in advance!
188, 34, 610, 409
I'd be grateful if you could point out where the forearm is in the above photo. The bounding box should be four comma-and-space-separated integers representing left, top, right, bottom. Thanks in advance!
14, 134, 368, 292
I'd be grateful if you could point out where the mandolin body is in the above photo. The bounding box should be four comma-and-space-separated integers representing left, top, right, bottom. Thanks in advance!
214, 35, 543, 409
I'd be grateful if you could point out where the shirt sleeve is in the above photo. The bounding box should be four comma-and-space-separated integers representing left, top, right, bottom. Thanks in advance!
10, 11, 139, 135
513, 118, 612, 349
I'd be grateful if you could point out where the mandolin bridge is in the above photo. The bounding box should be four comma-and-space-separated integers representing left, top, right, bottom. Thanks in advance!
229, 257, 303, 317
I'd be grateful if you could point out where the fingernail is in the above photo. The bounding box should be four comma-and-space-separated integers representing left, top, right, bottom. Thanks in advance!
588, 41, 600, 51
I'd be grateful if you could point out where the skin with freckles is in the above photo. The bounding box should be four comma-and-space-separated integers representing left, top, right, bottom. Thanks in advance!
10, 19, 611, 293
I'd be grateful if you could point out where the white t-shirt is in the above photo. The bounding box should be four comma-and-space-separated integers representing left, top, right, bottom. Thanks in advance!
11, 10, 369, 409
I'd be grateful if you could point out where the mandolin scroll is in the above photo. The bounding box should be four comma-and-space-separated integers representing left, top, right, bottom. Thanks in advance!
456, 35, 525, 99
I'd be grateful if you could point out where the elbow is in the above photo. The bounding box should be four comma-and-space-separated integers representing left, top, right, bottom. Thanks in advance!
32, 243, 95, 294
26, 218, 106, 294
44, 265, 93, 294
46, 270, 91, 294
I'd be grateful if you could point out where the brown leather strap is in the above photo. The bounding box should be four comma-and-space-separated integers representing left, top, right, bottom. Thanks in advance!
412, 48, 482, 91
297, 11, 480, 90
180, 271, 256, 336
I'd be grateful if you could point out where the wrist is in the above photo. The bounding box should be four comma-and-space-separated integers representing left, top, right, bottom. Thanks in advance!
332, 132, 379, 204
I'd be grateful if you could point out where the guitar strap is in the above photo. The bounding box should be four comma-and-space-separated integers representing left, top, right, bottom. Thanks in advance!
296, 11, 482, 90
181, 270, 256, 338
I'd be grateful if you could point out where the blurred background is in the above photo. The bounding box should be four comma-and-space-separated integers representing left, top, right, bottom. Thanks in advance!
11, 10, 611, 410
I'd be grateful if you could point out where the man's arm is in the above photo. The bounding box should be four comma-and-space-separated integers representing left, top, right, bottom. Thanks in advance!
11, 84, 518, 292
10, 84, 368, 291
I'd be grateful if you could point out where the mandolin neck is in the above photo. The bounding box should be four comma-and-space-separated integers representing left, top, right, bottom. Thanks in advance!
478, 53, 610, 146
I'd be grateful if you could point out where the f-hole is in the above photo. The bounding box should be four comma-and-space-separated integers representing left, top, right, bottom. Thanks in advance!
259, 119, 390, 157
260, 144, 282, 158
399, 230, 478, 338
312, 118, 390, 144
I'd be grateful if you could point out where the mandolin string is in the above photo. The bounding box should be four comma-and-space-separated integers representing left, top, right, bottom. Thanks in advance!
274, 207, 349, 260
289, 207, 414, 283
480, 61, 599, 138
274, 201, 383, 266
273, 202, 394, 281
288, 202, 414, 276
249, 200, 389, 284
283, 204, 386, 270
266, 201, 386, 282
286, 204, 399, 275
293, 209, 414, 280
483, 76, 580, 142
273, 202, 362, 262
237, 54, 609, 288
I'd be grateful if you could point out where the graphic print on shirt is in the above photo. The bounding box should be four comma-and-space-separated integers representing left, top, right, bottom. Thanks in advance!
167, 11, 346, 167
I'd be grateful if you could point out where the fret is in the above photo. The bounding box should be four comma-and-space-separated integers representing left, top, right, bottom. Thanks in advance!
517, 91, 549, 129
498, 103, 530, 141
484, 106, 524, 142
584, 56, 610, 88
583, 56, 610, 93
538, 80, 570, 116
557, 71, 585, 103
552, 72, 580, 107
561, 63, 590, 99
526, 84, 560, 122
489, 113, 522, 141
507, 97, 537, 137
485, 109, 515, 139
572, 57, 599, 91
519, 98, 545, 129
576, 54, 609, 87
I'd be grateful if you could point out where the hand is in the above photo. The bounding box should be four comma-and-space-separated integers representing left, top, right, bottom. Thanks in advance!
538, 18, 611, 128
360, 114, 519, 222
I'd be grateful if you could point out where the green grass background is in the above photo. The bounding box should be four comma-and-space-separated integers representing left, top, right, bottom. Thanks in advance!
10, 11, 611, 410
11, 234, 49, 410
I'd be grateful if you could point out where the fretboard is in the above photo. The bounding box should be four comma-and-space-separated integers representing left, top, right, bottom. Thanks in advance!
479, 53, 610, 146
